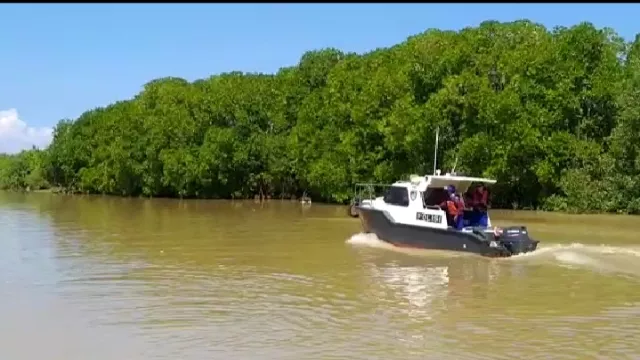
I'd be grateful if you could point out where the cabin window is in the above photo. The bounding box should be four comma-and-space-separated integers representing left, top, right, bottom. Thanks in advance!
422, 188, 449, 209
383, 186, 410, 207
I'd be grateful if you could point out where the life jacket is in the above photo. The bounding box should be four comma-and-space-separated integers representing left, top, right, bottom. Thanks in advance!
442, 200, 457, 216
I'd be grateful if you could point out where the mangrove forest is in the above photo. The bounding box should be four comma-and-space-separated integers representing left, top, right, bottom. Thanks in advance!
2, 20, 640, 213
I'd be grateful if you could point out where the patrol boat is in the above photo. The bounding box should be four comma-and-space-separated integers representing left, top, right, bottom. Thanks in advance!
348, 173, 540, 257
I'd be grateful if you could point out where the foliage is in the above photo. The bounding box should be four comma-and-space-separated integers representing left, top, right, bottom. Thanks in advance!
0, 148, 50, 191
3, 20, 640, 213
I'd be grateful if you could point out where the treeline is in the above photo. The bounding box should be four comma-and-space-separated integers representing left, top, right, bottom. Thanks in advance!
0, 149, 49, 191
2, 20, 640, 213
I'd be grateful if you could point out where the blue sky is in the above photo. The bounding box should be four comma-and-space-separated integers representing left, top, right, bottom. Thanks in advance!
1, 3, 639, 153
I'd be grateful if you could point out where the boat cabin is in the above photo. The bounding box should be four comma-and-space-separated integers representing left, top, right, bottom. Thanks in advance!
369, 174, 496, 230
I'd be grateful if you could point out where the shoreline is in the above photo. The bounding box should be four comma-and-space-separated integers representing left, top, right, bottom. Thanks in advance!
1, 188, 635, 217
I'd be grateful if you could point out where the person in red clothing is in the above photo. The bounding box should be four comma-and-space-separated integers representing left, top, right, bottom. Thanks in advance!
471, 183, 489, 210
469, 183, 489, 227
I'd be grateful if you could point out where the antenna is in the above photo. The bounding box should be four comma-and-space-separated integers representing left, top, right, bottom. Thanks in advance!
433, 126, 439, 175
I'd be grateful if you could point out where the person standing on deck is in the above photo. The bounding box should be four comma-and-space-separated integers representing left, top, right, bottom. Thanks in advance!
453, 190, 465, 230
440, 185, 464, 230
469, 183, 489, 227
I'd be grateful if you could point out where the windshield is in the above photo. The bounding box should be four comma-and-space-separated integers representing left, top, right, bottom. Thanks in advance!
422, 188, 449, 207
383, 186, 409, 207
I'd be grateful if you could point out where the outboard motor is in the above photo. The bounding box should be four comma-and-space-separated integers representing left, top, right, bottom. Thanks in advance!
497, 226, 539, 255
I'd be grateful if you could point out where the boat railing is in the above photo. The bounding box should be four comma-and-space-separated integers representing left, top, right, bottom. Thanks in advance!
353, 183, 393, 202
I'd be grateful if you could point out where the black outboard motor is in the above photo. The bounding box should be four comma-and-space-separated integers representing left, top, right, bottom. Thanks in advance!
497, 226, 539, 255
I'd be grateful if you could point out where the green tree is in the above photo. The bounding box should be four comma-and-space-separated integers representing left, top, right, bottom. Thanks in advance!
2, 20, 640, 213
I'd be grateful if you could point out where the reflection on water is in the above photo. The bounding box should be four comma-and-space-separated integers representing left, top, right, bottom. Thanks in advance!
373, 264, 449, 319
1, 192, 640, 359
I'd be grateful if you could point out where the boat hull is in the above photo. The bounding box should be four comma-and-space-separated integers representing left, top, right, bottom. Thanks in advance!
356, 206, 539, 257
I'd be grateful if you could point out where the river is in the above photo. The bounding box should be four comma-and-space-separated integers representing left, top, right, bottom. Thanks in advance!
1, 192, 639, 360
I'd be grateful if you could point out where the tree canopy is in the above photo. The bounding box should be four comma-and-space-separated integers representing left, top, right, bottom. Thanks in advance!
3, 20, 640, 213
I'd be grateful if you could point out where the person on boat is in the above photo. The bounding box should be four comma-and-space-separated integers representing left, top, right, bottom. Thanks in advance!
453, 190, 466, 230
469, 183, 489, 227
440, 185, 464, 230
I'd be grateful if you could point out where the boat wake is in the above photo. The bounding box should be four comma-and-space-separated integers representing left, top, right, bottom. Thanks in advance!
346, 232, 393, 249
508, 242, 640, 278
345, 233, 472, 258
346, 232, 640, 277
509, 242, 640, 259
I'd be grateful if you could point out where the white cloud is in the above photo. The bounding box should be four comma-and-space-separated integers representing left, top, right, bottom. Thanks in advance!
0, 109, 53, 154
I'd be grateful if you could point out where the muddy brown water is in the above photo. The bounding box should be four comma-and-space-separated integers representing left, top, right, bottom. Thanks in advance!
1, 192, 639, 359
